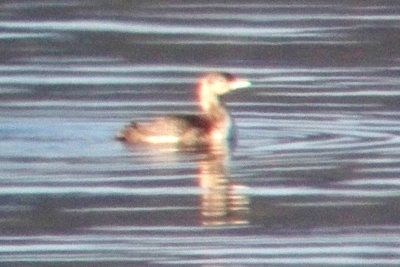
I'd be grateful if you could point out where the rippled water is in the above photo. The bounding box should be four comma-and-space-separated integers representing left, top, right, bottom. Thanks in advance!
1, 1, 400, 266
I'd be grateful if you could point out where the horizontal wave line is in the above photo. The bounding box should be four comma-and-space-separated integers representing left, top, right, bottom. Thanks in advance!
258, 90, 400, 97
0, 20, 331, 37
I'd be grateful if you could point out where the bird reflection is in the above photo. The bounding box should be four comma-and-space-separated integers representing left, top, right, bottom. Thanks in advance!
123, 140, 250, 227
197, 144, 249, 226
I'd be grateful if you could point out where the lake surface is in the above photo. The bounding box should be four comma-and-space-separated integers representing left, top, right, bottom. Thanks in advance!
1, 0, 400, 266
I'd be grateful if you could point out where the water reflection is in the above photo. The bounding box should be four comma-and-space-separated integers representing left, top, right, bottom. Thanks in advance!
198, 145, 249, 226
124, 140, 250, 227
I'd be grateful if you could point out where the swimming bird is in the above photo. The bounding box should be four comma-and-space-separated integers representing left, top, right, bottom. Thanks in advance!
116, 72, 250, 148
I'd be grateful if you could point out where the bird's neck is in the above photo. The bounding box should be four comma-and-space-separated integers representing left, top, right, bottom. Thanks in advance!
198, 84, 222, 113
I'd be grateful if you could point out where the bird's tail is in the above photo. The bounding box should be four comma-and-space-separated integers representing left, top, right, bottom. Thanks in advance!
115, 122, 137, 141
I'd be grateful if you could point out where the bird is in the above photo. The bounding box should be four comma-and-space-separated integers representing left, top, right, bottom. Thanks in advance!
116, 72, 251, 149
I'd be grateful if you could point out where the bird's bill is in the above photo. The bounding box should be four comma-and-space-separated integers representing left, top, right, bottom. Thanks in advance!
228, 78, 251, 90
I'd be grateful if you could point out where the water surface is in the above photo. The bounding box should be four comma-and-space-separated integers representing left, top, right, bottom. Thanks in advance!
1, 1, 400, 266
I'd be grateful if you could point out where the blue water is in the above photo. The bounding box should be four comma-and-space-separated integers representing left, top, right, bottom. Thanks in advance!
1, 1, 400, 266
